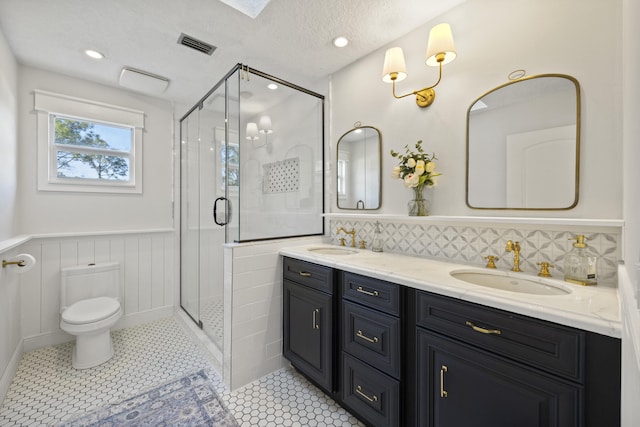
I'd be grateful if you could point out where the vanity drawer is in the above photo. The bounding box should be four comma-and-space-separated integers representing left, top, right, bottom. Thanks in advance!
342, 272, 400, 316
341, 352, 400, 427
342, 300, 401, 379
416, 291, 584, 382
283, 257, 334, 294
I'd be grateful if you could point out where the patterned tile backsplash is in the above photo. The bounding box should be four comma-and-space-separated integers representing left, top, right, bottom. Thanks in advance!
329, 218, 621, 283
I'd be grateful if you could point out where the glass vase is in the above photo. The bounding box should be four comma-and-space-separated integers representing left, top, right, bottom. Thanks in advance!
408, 185, 429, 216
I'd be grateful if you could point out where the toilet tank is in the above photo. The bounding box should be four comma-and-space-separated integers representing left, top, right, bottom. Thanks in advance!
61, 262, 120, 312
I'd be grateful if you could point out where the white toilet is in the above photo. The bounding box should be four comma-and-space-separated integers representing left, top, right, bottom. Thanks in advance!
60, 262, 122, 369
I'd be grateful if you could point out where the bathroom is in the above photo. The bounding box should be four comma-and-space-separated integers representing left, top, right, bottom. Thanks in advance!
0, 0, 639, 425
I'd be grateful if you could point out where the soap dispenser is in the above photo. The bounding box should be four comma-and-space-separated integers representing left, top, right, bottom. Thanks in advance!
564, 235, 598, 286
372, 221, 384, 252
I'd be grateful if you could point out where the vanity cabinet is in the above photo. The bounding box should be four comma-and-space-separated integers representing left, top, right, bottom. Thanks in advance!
414, 290, 621, 427
340, 272, 403, 427
282, 257, 336, 392
281, 255, 620, 427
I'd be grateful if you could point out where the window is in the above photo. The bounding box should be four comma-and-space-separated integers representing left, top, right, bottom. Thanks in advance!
35, 90, 144, 193
214, 127, 239, 192
337, 152, 348, 199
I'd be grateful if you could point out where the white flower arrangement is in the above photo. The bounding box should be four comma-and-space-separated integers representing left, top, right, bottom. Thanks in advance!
390, 140, 440, 190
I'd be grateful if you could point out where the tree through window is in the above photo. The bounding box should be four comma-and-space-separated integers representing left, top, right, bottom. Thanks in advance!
53, 116, 133, 181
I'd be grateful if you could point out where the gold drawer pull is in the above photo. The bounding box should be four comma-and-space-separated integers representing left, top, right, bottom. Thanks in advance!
440, 365, 448, 398
356, 385, 378, 402
465, 321, 501, 335
299, 271, 312, 277
356, 330, 379, 343
312, 309, 320, 329
356, 286, 379, 297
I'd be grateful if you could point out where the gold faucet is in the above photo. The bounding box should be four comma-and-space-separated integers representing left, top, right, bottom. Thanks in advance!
505, 240, 522, 272
337, 227, 356, 247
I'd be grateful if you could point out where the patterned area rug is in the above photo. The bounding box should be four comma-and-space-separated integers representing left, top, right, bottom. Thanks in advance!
60, 370, 238, 426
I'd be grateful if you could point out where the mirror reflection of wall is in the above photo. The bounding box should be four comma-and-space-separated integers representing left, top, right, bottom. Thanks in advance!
336, 126, 381, 210
466, 74, 580, 210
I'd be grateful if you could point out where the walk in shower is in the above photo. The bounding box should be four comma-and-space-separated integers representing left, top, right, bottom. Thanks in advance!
179, 64, 325, 360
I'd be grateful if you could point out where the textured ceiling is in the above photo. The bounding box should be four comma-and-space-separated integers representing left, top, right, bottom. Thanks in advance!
0, 0, 466, 105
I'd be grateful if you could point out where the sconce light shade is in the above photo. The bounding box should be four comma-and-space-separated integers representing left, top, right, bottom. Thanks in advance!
258, 115, 273, 134
425, 23, 456, 66
245, 122, 259, 140
382, 47, 408, 83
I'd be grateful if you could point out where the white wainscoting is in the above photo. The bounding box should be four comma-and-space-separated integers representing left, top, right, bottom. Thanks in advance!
18, 230, 176, 351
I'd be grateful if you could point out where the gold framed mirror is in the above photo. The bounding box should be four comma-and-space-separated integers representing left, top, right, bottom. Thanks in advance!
336, 125, 381, 210
466, 73, 580, 210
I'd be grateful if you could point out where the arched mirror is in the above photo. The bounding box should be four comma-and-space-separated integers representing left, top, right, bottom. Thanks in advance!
466, 73, 580, 210
336, 125, 381, 210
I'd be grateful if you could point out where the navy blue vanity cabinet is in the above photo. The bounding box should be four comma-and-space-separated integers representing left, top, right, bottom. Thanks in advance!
340, 272, 404, 427
283, 257, 336, 393
413, 290, 621, 427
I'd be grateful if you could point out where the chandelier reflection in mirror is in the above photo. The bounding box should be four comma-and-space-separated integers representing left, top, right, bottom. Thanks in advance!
382, 23, 456, 108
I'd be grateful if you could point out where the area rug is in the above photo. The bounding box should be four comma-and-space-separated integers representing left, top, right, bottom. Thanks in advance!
60, 370, 238, 426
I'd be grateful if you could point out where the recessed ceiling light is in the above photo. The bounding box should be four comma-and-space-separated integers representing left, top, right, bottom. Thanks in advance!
333, 37, 348, 48
267, 83, 278, 90
85, 49, 105, 59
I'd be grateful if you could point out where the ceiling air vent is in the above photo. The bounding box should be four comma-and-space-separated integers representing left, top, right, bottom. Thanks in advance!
177, 33, 216, 55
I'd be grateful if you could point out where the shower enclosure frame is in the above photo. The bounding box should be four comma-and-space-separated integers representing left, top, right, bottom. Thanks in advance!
178, 63, 326, 350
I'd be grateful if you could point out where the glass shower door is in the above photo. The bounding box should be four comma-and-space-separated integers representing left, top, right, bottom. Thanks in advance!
180, 105, 201, 326
180, 69, 240, 353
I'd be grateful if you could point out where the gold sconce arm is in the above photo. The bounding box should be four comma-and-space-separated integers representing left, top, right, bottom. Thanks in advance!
390, 59, 444, 108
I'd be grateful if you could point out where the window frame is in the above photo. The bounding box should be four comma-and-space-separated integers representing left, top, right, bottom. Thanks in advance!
35, 90, 145, 194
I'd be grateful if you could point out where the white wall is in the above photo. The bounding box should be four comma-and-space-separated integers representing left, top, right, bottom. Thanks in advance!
621, 0, 640, 424
0, 26, 18, 240
0, 26, 21, 403
16, 66, 175, 235
330, 0, 622, 219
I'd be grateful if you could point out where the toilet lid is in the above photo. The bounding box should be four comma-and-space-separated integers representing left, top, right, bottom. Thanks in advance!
62, 297, 120, 325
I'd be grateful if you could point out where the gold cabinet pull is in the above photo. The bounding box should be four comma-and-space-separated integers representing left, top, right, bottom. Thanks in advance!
356, 330, 379, 343
299, 271, 312, 277
440, 365, 448, 398
356, 385, 378, 402
312, 309, 320, 329
465, 321, 501, 335
356, 286, 379, 297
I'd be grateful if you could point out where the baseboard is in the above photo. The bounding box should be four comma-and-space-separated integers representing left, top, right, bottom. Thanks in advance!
113, 306, 174, 331
22, 306, 175, 353
0, 340, 23, 404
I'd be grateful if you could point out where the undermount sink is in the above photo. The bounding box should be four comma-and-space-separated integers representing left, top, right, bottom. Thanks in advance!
307, 247, 358, 255
450, 269, 572, 296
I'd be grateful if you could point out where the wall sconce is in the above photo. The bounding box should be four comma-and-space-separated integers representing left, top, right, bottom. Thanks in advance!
246, 116, 274, 150
382, 23, 457, 108
258, 115, 273, 134
245, 122, 259, 141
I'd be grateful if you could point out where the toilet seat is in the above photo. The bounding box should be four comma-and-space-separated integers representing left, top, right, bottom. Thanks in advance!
62, 297, 120, 325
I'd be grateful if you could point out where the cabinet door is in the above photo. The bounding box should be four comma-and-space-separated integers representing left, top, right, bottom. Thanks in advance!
283, 279, 334, 391
417, 329, 581, 427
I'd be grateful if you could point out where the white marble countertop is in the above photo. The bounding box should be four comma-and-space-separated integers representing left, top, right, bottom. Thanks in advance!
280, 244, 621, 338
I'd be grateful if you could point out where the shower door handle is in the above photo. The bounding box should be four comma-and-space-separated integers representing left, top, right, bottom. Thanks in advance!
213, 197, 230, 226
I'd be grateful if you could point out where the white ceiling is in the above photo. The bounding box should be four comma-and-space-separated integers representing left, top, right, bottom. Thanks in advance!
0, 0, 466, 105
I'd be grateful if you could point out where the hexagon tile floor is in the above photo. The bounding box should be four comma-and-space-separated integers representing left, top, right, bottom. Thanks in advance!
0, 316, 364, 427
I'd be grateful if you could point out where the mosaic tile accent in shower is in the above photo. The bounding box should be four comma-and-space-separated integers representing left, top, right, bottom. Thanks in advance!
263, 157, 300, 193
329, 219, 621, 282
